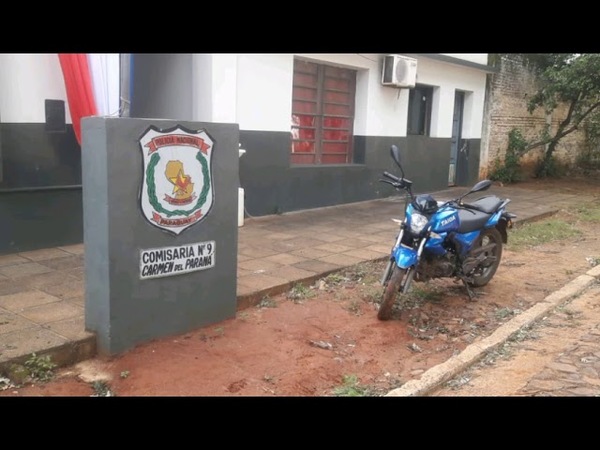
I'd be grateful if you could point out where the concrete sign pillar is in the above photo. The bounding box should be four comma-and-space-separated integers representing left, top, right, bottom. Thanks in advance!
81, 117, 239, 355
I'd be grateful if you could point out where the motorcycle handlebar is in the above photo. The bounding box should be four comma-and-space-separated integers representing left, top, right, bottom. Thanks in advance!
383, 171, 402, 182
379, 179, 397, 187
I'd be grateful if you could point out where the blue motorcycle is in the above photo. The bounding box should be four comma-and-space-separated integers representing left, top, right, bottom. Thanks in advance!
378, 145, 516, 320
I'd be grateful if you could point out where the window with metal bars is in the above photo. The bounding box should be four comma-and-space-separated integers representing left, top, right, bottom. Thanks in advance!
407, 84, 434, 136
291, 59, 356, 165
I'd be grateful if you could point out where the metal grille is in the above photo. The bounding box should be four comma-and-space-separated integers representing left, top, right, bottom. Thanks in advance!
291, 60, 356, 165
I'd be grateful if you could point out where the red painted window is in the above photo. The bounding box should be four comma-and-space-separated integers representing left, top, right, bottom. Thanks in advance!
291, 59, 356, 165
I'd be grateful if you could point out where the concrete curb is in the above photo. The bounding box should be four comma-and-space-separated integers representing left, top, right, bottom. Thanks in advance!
0, 336, 96, 378
385, 269, 600, 397
236, 257, 388, 310
512, 210, 559, 228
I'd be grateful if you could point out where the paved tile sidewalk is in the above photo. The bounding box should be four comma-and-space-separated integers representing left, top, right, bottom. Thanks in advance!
0, 183, 593, 375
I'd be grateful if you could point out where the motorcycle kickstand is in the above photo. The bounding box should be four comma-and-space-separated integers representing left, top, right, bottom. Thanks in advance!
460, 277, 478, 302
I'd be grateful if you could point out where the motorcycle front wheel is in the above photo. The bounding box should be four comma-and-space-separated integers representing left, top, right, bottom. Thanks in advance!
378, 266, 407, 321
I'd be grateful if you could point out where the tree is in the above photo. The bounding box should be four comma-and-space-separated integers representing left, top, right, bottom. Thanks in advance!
511, 53, 600, 177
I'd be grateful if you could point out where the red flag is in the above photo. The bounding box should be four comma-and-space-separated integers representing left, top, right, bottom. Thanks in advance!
58, 54, 98, 146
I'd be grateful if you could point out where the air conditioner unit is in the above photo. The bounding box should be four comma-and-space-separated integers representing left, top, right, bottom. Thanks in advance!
381, 54, 418, 88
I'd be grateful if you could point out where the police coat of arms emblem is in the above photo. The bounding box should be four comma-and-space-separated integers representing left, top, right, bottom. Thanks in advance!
139, 125, 214, 235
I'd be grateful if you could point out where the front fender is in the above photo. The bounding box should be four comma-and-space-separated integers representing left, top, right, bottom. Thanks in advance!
392, 245, 418, 269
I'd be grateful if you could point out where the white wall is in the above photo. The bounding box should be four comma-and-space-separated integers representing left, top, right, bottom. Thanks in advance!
192, 54, 238, 124
191, 54, 213, 122
235, 54, 293, 131
0, 53, 487, 139
442, 54, 489, 65
214, 53, 487, 139
0, 53, 72, 123
229, 53, 412, 136
415, 56, 487, 139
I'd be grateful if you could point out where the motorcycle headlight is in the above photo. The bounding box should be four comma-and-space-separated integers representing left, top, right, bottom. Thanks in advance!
409, 213, 429, 234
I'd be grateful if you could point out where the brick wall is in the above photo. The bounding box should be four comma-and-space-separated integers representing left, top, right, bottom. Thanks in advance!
480, 54, 586, 179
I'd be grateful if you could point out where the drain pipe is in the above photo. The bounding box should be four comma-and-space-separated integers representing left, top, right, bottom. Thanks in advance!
119, 53, 131, 117
238, 143, 246, 227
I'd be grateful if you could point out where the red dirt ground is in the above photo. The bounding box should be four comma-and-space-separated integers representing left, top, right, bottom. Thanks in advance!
2, 177, 600, 397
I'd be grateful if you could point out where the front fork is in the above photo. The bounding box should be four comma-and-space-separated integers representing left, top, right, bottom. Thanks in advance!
381, 222, 428, 294
380, 222, 405, 285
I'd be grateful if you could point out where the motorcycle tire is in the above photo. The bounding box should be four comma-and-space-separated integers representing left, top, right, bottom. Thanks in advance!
378, 265, 407, 321
468, 227, 503, 287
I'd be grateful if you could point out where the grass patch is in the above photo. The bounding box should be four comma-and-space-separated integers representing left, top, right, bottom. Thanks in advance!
507, 325, 538, 343
508, 219, 581, 250
587, 257, 600, 267
494, 307, 519, 320
444, 374, 472, 390
287, 283, 315, 302
257, 296, 277, 308
345, 299, 362, 315
24, 353, 57, 382
213, 327, 225, 337
324, 273, 348, 286
331, 373, 403, 397
331, 374, 375, 397
573, 201, 600, 223
360, 284, 382, 303
91, 380, 113, 397
318, 261, 388, 293
408, 283, 444, 303
0, 376, 15, 391
341, 261, 385, 285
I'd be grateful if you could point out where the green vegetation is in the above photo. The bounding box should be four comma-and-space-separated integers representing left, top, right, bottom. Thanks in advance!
574, 201, 600, 222
345, 299, 362, 315
587, 257, 600, 267
489, 129, 526, 184
495, 307, 519, 320
287, 283, 315, 302
407, 283, 444, 303
324, 273, 347, 285
331, 374, 375, 397
0, 376, 15, 391
489, 54, 600, 178
257, 295, 278, 308
213, 327, 225, 337
511, 54, 600, 177
577, 117, 600, 174
507, 219, 581, 250
91, 380, 113, 397
24, 353, 57, 382
507, 200, 600, 251
360, 284, 382, 303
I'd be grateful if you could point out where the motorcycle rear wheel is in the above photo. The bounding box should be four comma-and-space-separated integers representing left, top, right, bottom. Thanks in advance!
378, 266, 407, 320
468, 227, 503, 287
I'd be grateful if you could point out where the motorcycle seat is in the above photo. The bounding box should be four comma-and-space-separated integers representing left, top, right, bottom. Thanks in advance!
457, 209, 492, 233
468, 195, 504, 214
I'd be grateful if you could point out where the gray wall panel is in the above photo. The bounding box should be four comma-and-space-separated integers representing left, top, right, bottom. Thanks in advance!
82, 117, 239, 355
239, 132, 477, 217
0, 189, 83, 255
0, 123, 81, 189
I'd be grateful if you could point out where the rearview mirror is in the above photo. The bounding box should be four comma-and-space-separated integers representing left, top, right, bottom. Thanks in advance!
390, 145, 402, 168
469, 179, 492, 194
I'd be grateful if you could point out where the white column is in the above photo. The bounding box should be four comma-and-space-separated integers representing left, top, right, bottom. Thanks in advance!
191, 54, 238, 123
430, 85, 454, 138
